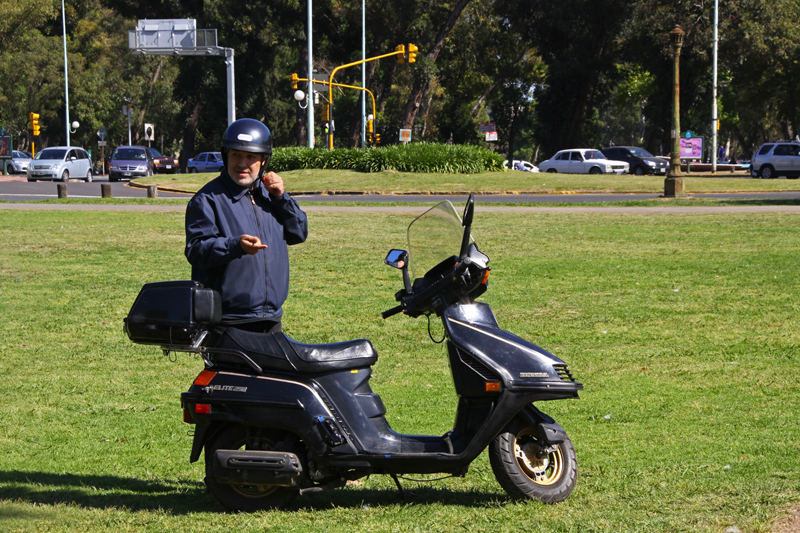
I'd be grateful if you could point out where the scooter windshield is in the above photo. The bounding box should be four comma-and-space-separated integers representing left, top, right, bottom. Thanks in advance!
407, 201, 471, 279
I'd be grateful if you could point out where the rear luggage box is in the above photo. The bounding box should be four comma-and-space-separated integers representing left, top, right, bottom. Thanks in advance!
124, 280, 221, 346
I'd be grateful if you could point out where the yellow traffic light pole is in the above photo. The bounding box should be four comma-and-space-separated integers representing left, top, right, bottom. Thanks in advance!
327, 44, 416, 149
294, 76, 379, 147
29, 112, 40, 157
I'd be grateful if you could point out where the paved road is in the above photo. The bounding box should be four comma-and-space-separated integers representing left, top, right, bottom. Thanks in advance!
3, 177, 800, 204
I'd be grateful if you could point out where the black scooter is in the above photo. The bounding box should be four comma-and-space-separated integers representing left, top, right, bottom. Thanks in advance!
124, 195, 583, 511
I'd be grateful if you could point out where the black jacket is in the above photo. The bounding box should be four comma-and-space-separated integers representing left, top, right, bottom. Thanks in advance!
185, 170, 308, 320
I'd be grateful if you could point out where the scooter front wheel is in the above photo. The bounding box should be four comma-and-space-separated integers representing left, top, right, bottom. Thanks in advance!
489, 419, 577, 503
204, 425, 299, 512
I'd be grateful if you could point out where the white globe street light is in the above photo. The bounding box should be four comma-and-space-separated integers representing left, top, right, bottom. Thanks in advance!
294, 90, 308, 109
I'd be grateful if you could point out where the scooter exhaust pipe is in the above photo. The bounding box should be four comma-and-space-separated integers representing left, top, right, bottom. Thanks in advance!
211, 450, 303, 487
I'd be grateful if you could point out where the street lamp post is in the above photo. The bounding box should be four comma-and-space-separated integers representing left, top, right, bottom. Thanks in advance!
62, 0, 71, 147
664, 25, 686, 198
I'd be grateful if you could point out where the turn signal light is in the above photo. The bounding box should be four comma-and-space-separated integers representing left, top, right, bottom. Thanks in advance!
194, 370, 216, 386
485, 382, 501, 392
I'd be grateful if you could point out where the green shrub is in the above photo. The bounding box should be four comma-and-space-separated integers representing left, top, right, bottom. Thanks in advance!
268, 143, 504, 173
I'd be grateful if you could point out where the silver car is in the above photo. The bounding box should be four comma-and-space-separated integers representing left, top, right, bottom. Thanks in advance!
7, 150, 32, 174
27, 146, 93, 182
750, 141, 800, 179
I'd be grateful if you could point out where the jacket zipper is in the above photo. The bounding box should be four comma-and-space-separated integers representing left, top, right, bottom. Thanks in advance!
247, 191, 269, 316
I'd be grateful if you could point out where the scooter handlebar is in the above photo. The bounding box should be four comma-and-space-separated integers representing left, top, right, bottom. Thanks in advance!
381, 305, 404, 319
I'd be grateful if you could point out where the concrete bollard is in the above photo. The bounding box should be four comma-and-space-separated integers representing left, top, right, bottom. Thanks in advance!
57, 183, 67, 199
146, 185, 158, 199
101, 183, 112, 198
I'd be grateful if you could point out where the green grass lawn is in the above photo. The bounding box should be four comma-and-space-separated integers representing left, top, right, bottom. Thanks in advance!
133, 168, 800, 195
0, 208, 798, 532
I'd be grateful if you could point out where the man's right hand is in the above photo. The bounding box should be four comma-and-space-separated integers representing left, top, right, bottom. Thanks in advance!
240, 234, 268, 255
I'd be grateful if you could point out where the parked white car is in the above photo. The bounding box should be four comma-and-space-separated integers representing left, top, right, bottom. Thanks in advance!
538, 149, 629, 175
502, 159, 539, 172
27, 146, 93, 182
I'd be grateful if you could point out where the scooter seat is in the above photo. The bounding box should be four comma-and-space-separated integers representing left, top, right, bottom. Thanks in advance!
214, 329, 378, 373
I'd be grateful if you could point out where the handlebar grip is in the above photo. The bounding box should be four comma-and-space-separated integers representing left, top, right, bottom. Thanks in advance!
381, 305, 404, 319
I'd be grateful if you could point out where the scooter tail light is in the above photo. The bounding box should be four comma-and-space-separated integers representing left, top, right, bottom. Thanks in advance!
195, 404, 211, 414
194, 370, 217, 386
183, 409, 194, 424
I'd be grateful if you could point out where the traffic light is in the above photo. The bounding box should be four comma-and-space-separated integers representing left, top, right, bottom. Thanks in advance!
322, 104, 330, 122
395, 44, 405, 64
290, 73, 299, 89
407, 43, 418, 63
375, 133, 381, 145
367, 118, 375, 146
29, 112, 40, 136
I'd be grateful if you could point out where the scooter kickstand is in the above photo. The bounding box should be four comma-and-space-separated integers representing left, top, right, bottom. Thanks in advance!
390, 474, 415, 499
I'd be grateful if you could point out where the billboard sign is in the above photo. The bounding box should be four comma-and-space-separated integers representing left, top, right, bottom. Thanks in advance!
680, 136, 704, 160
0, 136, 11, 159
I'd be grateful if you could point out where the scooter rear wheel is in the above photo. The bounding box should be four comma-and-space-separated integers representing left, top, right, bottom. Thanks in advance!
489, 419, 577, 503
204, 425, 299, 512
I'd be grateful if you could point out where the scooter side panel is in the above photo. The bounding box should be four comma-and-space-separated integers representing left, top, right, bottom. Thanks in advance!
312, 369, 451, 455
182, 371, 360, 461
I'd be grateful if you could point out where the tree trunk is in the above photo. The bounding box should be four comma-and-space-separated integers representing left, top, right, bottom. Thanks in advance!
180, 94, 202, 171
400, 0, 472, 130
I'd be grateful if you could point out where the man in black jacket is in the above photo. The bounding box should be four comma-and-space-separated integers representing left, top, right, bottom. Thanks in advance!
185, 118, 308, 333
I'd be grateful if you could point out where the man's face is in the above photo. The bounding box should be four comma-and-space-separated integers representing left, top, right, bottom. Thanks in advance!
227, 149, 267, 189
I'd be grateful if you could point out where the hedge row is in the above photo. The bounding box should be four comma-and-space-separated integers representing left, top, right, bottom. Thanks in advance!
268, 142, 505, 174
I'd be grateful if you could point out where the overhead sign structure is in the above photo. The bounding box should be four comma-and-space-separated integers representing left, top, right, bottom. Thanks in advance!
129, 19, 235, 125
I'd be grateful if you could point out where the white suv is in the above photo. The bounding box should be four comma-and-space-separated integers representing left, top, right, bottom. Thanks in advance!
750, 141, 800, 179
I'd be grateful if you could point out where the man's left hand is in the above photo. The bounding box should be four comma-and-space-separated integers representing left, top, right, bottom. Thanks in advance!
263, 171, 285, 197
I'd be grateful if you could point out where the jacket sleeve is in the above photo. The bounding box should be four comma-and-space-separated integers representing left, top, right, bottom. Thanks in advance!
185, 195, 244, 268
271, 193, 309, 245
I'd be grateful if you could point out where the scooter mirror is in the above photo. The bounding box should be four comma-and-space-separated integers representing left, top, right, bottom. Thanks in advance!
384, 249, 408, 269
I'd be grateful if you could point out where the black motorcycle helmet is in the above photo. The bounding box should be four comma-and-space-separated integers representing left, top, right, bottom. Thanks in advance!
220, 118, 273, 179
